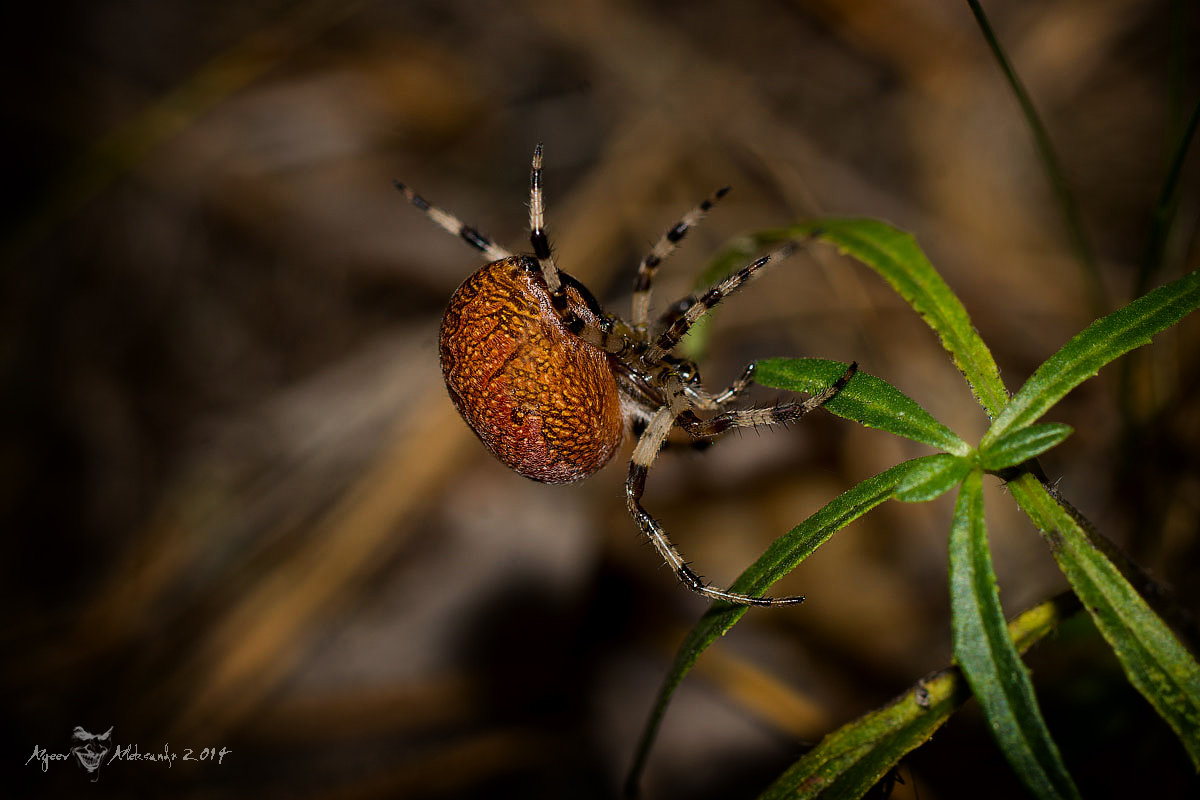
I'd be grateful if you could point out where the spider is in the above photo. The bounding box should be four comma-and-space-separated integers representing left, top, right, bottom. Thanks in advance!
395, 144, 856, 606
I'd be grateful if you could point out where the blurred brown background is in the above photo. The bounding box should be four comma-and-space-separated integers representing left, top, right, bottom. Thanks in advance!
3, 1, 1198, 798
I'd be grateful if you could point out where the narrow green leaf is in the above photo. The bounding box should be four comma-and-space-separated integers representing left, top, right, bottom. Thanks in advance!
1008, 474, 1200, 769
802, 219, 1008, 417
966, 0, 1106, 314
979, 422, 1073, 471
983, 269, 1200, 447
625, 456, 946, 795
698, 221, 1009, 417
950, 470, 1081, 799
755, 357, 971, 456
1136, 96, 1200, 295
758, 593, 1081, 800
895, 453, 973, 502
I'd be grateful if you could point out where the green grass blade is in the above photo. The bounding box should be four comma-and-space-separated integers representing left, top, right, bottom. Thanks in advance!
755, 357, 971, 456
1009, 474, 1200, 769
625, 456, 946, 795
978, 422, 1073, 471
983, 269, 1200, 447
1137, 96, 1200, 295
757, 593, 1081, 800
950, 470, 1081, 799
965, 0, 1106, 314
698, 221, 1008, 417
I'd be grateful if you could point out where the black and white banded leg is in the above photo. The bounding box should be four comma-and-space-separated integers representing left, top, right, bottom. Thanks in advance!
642, 239, 809, 365
676, 362, 759, 415
631, 186, 729, 332
528, 143, 562, 293
678, 362, 858, 440
558, 309, 642, 357
528, 145, 642, 358
625, 405, 806, 607
393, 180, 512, 262
711, 363, 757, 407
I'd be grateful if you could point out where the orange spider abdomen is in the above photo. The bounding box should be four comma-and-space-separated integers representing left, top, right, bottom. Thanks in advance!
439, 256, 623, 484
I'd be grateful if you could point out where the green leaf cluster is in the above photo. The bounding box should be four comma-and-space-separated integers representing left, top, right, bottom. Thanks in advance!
626, 217, 1200, 798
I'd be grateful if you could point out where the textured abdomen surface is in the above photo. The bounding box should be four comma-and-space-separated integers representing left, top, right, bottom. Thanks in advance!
439, 257, 623, 483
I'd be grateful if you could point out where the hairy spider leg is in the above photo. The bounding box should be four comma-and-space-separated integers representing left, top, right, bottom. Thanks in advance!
672, 362, 759, 415
395, 149, 637, 358
528, 143, 562, 292
665, 362, 760, 454
677, 362, 857, 438
528, 145, 641, 358
641, 239, 807, 366
392, 180, 512, 262
625, 362, 855, 606
710, 362, 757, 407
631, 186, 730, 332
626, 404, 802, 607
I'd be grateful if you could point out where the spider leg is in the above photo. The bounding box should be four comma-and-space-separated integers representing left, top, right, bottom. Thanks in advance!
527, 145, 642, 358
631, 186, 730, 333
528, 143, 563, 293
641, 238, 812, 366
698, 362, 757, 410
554, 308, 642, 357
392, 180, 512, 262
678, 362, 857, 439
625, 406, 805, 607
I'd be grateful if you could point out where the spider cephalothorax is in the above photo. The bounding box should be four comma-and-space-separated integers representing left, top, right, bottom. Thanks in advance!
397, 144, 854, 606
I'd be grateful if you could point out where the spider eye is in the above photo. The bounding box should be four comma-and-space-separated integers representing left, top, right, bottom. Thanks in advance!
676, 359, 701, 384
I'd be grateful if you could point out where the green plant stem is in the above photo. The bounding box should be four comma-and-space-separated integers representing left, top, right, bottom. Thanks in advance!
1137, 97, 1200, 297
965, 0, 1108, 315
